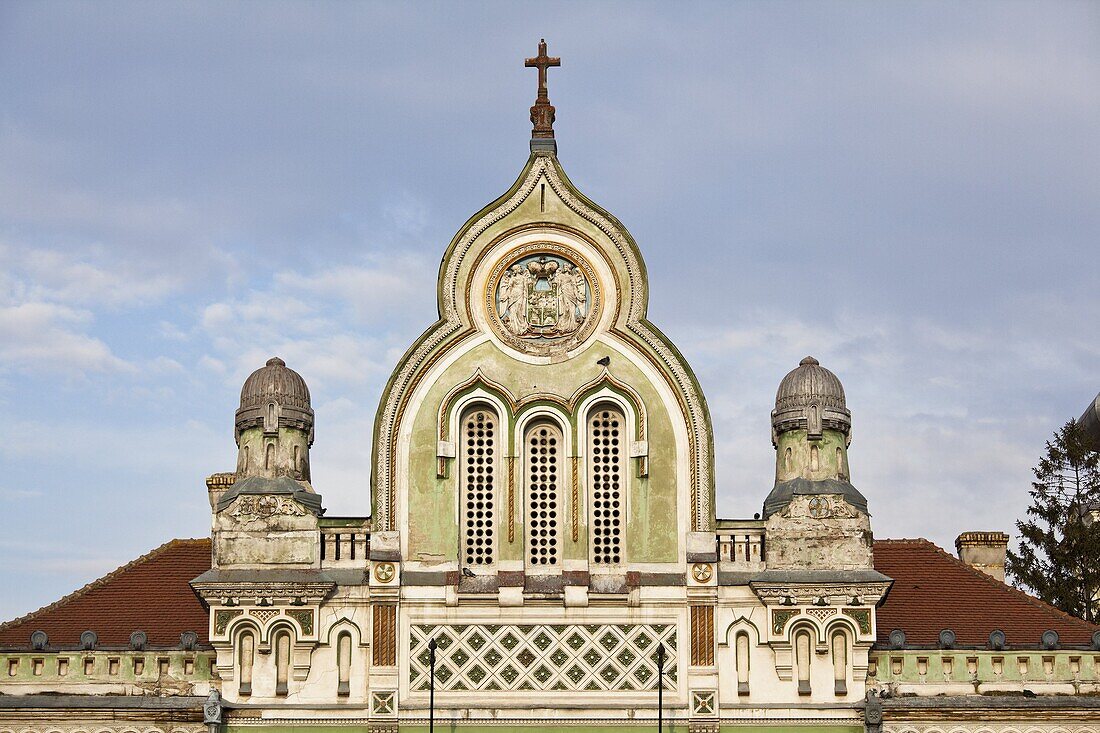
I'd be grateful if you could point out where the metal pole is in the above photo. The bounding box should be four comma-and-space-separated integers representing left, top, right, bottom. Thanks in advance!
429, 638, 438, 733
656, 643, 665, 733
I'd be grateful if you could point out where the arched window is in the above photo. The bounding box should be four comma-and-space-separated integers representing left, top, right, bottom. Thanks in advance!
588, 405, 624, 564
735, 631, 750, 695
274, 629, 291, 696
795, 628, 812, 696
238, 630, 255, 696
265, 442, 275, 471
526, 420, 562, 567
831, 630, 848, 695
810, 444, 819, 471
784, 447, 792, 473
836, 447, 846, 480
336, 632, 352, 697
461, 407, 498, 567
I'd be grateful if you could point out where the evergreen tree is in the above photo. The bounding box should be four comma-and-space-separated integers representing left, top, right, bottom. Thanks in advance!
1006, 419, 1100, 623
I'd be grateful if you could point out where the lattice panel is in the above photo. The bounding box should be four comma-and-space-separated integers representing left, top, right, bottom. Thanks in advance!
589, 407, 624, 564
409, 623, 677, 693
462, 409, 497, 565
526, 422, 561, 566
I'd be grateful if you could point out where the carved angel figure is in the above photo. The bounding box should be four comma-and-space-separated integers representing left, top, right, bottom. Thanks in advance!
499, 265, 530, 336
554, 263, 586, 333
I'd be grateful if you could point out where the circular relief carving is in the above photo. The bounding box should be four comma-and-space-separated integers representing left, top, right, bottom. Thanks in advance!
486, 244, 601, 356
374, 562, 396, 583
691, 563, 713, 583
807, 496, 831, 519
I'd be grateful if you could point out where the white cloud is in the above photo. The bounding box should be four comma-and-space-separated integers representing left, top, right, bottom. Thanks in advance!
0, 302, 133, 375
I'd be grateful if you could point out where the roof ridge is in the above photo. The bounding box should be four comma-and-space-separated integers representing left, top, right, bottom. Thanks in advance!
0, 538, 207, 633
912, 537, 1100, 635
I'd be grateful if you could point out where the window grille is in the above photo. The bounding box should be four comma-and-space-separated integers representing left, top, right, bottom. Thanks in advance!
461, 408, 497, 566
526, 421, 561, 566
589, 407, 624, 564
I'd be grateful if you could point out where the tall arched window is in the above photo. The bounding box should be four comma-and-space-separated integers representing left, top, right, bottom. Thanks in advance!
336, 632, 352, 697
238, 630, 255, 697
525, 420, 562, 567
795, 628, 812, 696
831, 630, 848, 695
588, 405, 625, 564
461, 407, 498, 567
274, 629, 291, 696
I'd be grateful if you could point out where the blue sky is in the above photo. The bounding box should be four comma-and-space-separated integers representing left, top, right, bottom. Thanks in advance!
1, 1, 1098, 621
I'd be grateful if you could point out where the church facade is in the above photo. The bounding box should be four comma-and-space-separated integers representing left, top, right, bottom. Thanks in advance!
2, 42, 1099, 733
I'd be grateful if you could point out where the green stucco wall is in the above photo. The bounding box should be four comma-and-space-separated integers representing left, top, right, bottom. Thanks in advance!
406, 339, 679, 565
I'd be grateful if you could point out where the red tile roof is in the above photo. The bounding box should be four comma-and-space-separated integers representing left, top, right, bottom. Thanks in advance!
3, 536, 1096, 651
873, 538, 1099, 647
0, 539, 212, 650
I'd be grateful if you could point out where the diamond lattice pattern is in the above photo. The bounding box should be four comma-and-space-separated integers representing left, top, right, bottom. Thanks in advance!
409, 623, 677, 693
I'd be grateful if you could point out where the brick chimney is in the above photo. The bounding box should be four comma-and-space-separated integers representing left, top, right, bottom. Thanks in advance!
955, 531, 1010, 582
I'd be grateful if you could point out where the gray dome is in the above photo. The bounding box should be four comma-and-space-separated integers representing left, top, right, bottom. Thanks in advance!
235, 357, 314, 438
772, 356, 851, 439
775, 356, 846, 411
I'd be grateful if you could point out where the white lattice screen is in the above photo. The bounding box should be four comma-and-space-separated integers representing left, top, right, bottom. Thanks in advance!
526, 421, 561, 566
462, 408, 497, 566
589, 406, 624, 564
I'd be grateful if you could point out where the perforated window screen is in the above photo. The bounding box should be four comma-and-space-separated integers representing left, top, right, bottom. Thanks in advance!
526, 421, 561, 566
589, 406, 624, 564
461, 408, 497, 566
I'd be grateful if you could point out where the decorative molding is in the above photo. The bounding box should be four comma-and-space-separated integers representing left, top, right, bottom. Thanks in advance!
843, 608, 872, 635
752, 581, 892, 608
571, 456, 580, 542
228, 495, 306, 522
372, 605, 397, 666
370, 690, 396, 716
690, 606, 715, 667
286, 609, 314, 636
690, 689, 716, 716
214, 609, 243, 635
772, 609, 797, 635
408, 623, 677, 693
193, 581, 335, 606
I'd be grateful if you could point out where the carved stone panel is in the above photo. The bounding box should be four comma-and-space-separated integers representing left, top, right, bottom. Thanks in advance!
487, 244, 601, 356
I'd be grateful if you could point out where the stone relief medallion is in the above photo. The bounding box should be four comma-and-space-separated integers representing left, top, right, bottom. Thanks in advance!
486, 244, 601, 356
807, 496, 831, 519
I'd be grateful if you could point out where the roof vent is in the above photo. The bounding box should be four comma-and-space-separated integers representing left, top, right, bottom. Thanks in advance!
30, 630, 48, 650
938, 629, 956, 649
180, 630, 199, 651
888, 629, 906, 648
988, 629, 1006, 650
80, 630, 97, 650
130, 630, 147, 650
1041, 629, 1059, 650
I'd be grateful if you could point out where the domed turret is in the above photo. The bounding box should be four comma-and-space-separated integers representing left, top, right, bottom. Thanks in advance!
772, 356, 850, 442
764, 356, 865, 519
233, 357, 314, 483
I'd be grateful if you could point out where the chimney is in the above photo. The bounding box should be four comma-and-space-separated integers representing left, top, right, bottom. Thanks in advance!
206, 472, 236, 511
955, 532, 1010, 582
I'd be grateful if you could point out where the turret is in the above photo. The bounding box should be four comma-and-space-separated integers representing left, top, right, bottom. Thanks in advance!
209, 357, 323, 570
762, 356, 872, 571
235, 357, 314, 482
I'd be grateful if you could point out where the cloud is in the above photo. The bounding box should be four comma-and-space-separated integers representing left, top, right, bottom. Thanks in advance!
0, 302, 133, 375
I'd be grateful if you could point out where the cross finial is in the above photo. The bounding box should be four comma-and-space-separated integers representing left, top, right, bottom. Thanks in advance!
525, 38, 561, 149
